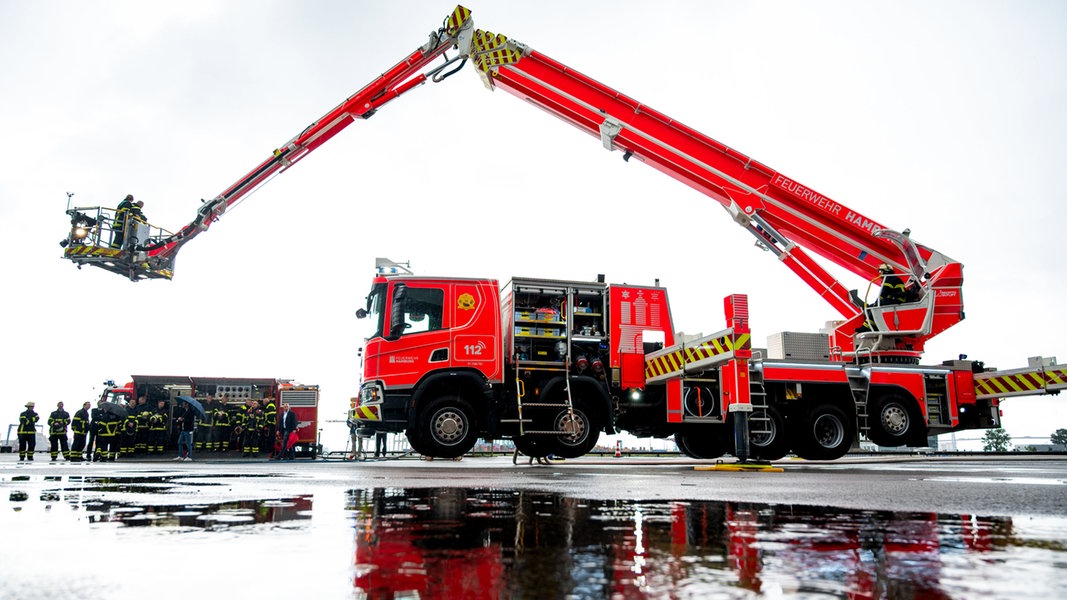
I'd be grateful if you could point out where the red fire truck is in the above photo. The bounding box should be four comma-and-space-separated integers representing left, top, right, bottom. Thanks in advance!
101, 375, 320, 456
62, 7, 1064, 460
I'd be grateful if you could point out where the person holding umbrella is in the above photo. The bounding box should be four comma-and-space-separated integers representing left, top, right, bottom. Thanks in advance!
174, 396, 204, 461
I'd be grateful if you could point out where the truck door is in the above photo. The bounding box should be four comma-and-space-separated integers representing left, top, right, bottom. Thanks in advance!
372, 282, 451, 389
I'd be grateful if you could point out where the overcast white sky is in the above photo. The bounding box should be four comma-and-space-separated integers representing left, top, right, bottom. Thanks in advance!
1, 1, 1064, 451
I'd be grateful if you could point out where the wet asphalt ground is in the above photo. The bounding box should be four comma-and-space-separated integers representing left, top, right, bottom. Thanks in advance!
2, 453, 1065, 598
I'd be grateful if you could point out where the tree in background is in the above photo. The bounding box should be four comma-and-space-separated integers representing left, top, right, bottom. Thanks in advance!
1051, 428, 1067, 449
982, 428, 1011, 452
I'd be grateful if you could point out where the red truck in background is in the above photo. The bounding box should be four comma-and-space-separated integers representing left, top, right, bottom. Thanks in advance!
101, 375, 320, 456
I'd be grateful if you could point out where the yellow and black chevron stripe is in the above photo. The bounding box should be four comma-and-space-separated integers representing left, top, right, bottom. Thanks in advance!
353, 405, 380, 421
472, 29, 522, 72
975, 368, 1067, 398
446, 5, 472, 37
645, 333, 751, 381
64, 246, 122, 259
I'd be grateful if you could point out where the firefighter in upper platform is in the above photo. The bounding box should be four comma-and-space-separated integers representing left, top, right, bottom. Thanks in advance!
110, 194, 135, 248
47, 401, 71, 461
18, 401, 39, 461
876, 263, 908, 306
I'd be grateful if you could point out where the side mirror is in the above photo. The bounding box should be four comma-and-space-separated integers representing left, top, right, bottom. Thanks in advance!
355, 308, 368, 319
385, 284, 408, 341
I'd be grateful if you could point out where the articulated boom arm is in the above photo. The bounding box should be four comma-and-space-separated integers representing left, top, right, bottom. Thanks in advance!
64, 6, 963, 357
62, 6, 477, 281
458, 26, 964, 357
153, 7, 475, 260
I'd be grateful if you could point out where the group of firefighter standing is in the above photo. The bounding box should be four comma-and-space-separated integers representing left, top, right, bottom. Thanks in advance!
16, 396, 294, 462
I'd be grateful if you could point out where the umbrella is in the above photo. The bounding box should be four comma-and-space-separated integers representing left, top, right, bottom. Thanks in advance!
99, 401, 129, 419
176, 395, 207, 419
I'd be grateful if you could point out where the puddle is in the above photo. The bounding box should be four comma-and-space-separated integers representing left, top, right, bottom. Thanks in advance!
345, 488, 1067, 599
1, 475, 1066, 598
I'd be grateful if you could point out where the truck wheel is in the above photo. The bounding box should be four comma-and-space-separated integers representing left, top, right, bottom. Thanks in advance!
749, 406, 790, 461
405, 429, 431, 456
792, 403, 852, 460
545, 404, 600, 458
675, 434, 699, 458
674, 428, 728, 459
867, 393, 924, 447
416, 395, 478, 459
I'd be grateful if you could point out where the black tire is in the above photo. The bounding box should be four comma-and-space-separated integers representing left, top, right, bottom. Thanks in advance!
867, 393, 925, 447
792, 403, 853, 460
405, 428, 431, 456
674, 428, 728, 460
415, 395, 479, 459
675, 434, 699, 459
749, 406, 790, 461
544, 404, 601, 459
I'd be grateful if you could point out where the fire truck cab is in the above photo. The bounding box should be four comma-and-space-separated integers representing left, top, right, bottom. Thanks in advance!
356, 273, 690, 459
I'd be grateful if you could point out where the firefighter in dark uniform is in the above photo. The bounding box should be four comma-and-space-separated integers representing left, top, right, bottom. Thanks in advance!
87, 402, 102, 461
47, 401, 72, 461
195, 396, 214, 452
231, 403, 246, 454
242, 402, 262, 457
97, 409, 122, 462
121, 412, 138, 457
242, 399, 260, 454
134, 396, 150, 454
110, 194, 134, 249
261, 397, 277, 456
71, 401, 91, 462
877, 263, 908, 305
148, 400, 168, 454
212, 404, 231, 452
18, 401, 39, 461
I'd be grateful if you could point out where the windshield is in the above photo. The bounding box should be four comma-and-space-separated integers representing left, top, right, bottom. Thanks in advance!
365, 283, 387, 339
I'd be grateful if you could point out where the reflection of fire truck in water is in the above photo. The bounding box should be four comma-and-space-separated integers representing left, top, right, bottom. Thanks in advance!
62, 6, 1066, 460
101, 375, 320, 456
347, 487, 1012, 598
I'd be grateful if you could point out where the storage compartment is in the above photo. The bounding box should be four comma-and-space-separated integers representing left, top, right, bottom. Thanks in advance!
767, 332, 830, 360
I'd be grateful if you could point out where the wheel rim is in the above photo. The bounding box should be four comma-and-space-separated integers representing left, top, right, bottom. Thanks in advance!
880, 403, 909, 435
555, 410, 588, 445
812, 413, 845, 449
431, 409, 467, 445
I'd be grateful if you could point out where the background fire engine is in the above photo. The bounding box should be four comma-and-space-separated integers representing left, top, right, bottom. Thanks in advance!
101, 375, 320, 456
